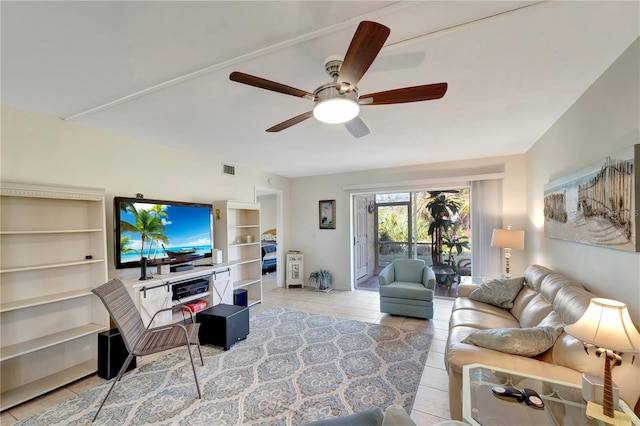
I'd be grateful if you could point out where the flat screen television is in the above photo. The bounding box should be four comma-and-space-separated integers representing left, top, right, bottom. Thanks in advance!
114, 196, 213, 269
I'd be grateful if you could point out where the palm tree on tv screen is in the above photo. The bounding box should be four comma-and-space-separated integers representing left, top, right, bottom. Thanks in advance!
120, 202, 168, 260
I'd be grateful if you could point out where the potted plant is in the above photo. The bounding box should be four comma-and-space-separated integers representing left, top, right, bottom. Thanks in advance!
309, 269, 333, 292
421, 191, 463, 266
442, 232, 470, 268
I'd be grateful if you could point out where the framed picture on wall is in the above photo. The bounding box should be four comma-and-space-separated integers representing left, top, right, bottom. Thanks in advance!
543, 144, 639, 252
319, 200, 336, 229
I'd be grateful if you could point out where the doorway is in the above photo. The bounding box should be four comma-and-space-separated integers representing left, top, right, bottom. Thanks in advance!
353, 189, 472, 296
256, 186, 283, 289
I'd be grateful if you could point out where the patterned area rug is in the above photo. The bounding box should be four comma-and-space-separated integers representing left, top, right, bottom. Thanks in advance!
18, 307, 433, 425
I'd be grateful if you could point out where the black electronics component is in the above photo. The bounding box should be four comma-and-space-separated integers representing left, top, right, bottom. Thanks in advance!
172, 279, 209, 300
491, 386, 523, 402
170, 263, 195, 272
522, 388, 545, 409
98, 329, 136, 379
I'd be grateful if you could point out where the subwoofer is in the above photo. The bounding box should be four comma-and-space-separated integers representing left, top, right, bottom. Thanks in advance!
98, 328, 136, 379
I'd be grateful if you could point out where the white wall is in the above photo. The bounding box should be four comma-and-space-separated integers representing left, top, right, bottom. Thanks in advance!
526, 39, 640, 323
0, 105, 290, 277
289, 156, 528, 291
257, 194, 277, 232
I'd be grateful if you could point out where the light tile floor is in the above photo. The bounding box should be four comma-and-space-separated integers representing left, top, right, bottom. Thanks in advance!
1, 275, 454, 425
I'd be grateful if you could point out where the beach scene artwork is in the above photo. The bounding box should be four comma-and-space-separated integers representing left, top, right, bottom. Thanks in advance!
544, 144, 638, 252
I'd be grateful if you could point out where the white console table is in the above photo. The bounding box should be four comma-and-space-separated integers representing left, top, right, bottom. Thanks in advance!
120, 264, 232, 327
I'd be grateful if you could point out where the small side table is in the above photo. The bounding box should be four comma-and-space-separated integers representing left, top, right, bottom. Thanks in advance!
459, 276, 485, 286
196, 304, 249, 350
462, 363, 639, 425
286, 251, 304, 288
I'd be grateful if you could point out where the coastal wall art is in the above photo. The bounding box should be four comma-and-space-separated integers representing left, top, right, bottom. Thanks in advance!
543, 144, 639, 252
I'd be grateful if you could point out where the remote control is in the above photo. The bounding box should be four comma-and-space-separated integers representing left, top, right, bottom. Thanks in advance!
491, 386, 523, 402
521, 388, 545, 409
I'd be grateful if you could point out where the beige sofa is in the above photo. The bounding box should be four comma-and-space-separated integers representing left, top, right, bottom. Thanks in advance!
445, 264, 640, 420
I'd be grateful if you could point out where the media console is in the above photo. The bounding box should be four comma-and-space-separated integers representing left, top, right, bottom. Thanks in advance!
120, 265, 233, 327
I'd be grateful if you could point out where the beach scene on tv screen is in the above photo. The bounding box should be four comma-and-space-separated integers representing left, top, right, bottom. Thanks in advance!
119, 201, 212, 263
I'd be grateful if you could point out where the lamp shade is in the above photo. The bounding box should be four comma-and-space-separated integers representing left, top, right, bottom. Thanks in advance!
490, 228, 525, 250
565, 298, 640, 353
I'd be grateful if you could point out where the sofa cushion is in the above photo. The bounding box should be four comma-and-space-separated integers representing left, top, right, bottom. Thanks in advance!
379, 282, 433, 301
461, 326, 563, 357
518, 294, 554, 328
510, 287, 538, 321
452, 297, 517, 318
468, 277, 524, 309
523, 264, 553, 292
552, 285, 594, 326
449, 308, 520, 330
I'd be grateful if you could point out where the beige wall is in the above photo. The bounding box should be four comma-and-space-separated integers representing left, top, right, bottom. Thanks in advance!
0, 105, 290, 277
288, 155, 528, 291
257, 194, 277, 232
526, 39, 640, 323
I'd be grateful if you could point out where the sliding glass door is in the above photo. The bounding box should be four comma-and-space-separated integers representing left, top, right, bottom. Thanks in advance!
375, 194, 411, 269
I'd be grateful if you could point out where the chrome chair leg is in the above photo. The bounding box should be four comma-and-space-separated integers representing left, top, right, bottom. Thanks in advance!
92, 352, 135, 422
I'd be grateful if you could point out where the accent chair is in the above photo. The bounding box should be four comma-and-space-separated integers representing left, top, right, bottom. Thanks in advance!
378, 259, 436, 319
91, 278, 204, 422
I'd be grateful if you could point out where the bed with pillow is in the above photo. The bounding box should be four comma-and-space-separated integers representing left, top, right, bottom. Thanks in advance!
444, 264, 640, 420
261, 229, 277, 273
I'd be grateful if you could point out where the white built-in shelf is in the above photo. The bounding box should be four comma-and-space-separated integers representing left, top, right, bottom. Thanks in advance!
1, 324, 107, 361
0, 228, 103, 235
0, 258, 105, 274
228, 258, 260, 267
0, 359, 98, 409
1, 180, 109, 411
0, 288, 94, 312
213, 200, 262, 307
234, 278, 261, 289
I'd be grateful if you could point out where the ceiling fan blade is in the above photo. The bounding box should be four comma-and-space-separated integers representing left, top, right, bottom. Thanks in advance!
230, 72, 316, 100
337, 21, 390, 93
266, 111, 314, 133
344, 116, 370, 138
359, 83, 448, 105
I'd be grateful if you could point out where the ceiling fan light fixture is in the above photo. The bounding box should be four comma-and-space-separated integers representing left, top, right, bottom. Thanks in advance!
313, 97, 360, 124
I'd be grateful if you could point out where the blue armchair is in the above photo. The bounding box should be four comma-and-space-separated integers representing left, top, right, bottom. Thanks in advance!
378, 259, 436, 319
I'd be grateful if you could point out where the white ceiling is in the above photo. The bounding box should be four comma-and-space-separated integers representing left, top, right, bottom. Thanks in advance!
2, 1, 638, 178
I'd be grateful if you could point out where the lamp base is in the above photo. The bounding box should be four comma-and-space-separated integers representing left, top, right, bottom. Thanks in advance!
585, 401, 631, 426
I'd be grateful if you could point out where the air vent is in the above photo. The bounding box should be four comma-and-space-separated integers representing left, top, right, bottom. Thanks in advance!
222, 164, 235, 176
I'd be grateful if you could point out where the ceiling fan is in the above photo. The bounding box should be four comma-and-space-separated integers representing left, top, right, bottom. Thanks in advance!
229, 21, 448, 138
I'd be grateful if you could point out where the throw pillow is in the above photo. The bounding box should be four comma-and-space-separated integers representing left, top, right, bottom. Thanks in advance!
468, 277, 524, 309
462, 326, 564, 357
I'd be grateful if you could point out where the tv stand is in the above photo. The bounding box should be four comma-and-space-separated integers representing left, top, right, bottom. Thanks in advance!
121, 265, 234, 327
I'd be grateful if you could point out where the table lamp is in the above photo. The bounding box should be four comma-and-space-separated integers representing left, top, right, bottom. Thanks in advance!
490, 226, 524, 278
565, 298, 640, 425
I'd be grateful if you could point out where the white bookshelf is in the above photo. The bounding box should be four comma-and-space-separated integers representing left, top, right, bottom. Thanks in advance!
213, 201, 262, 306
0, 181, 109, 410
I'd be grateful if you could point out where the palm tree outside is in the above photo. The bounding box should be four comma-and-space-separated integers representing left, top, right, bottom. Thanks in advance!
421, 191, 463, 266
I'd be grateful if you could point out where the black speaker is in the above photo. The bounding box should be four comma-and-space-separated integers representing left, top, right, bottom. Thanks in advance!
98, 328, 136, 379
233, 289, 248, 306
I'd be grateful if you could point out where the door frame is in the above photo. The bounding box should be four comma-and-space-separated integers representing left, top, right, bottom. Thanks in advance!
255, 186, 284, 287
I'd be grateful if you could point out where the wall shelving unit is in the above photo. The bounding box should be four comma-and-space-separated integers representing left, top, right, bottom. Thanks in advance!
0, 181, 109, 410
213, 200, 262, 306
